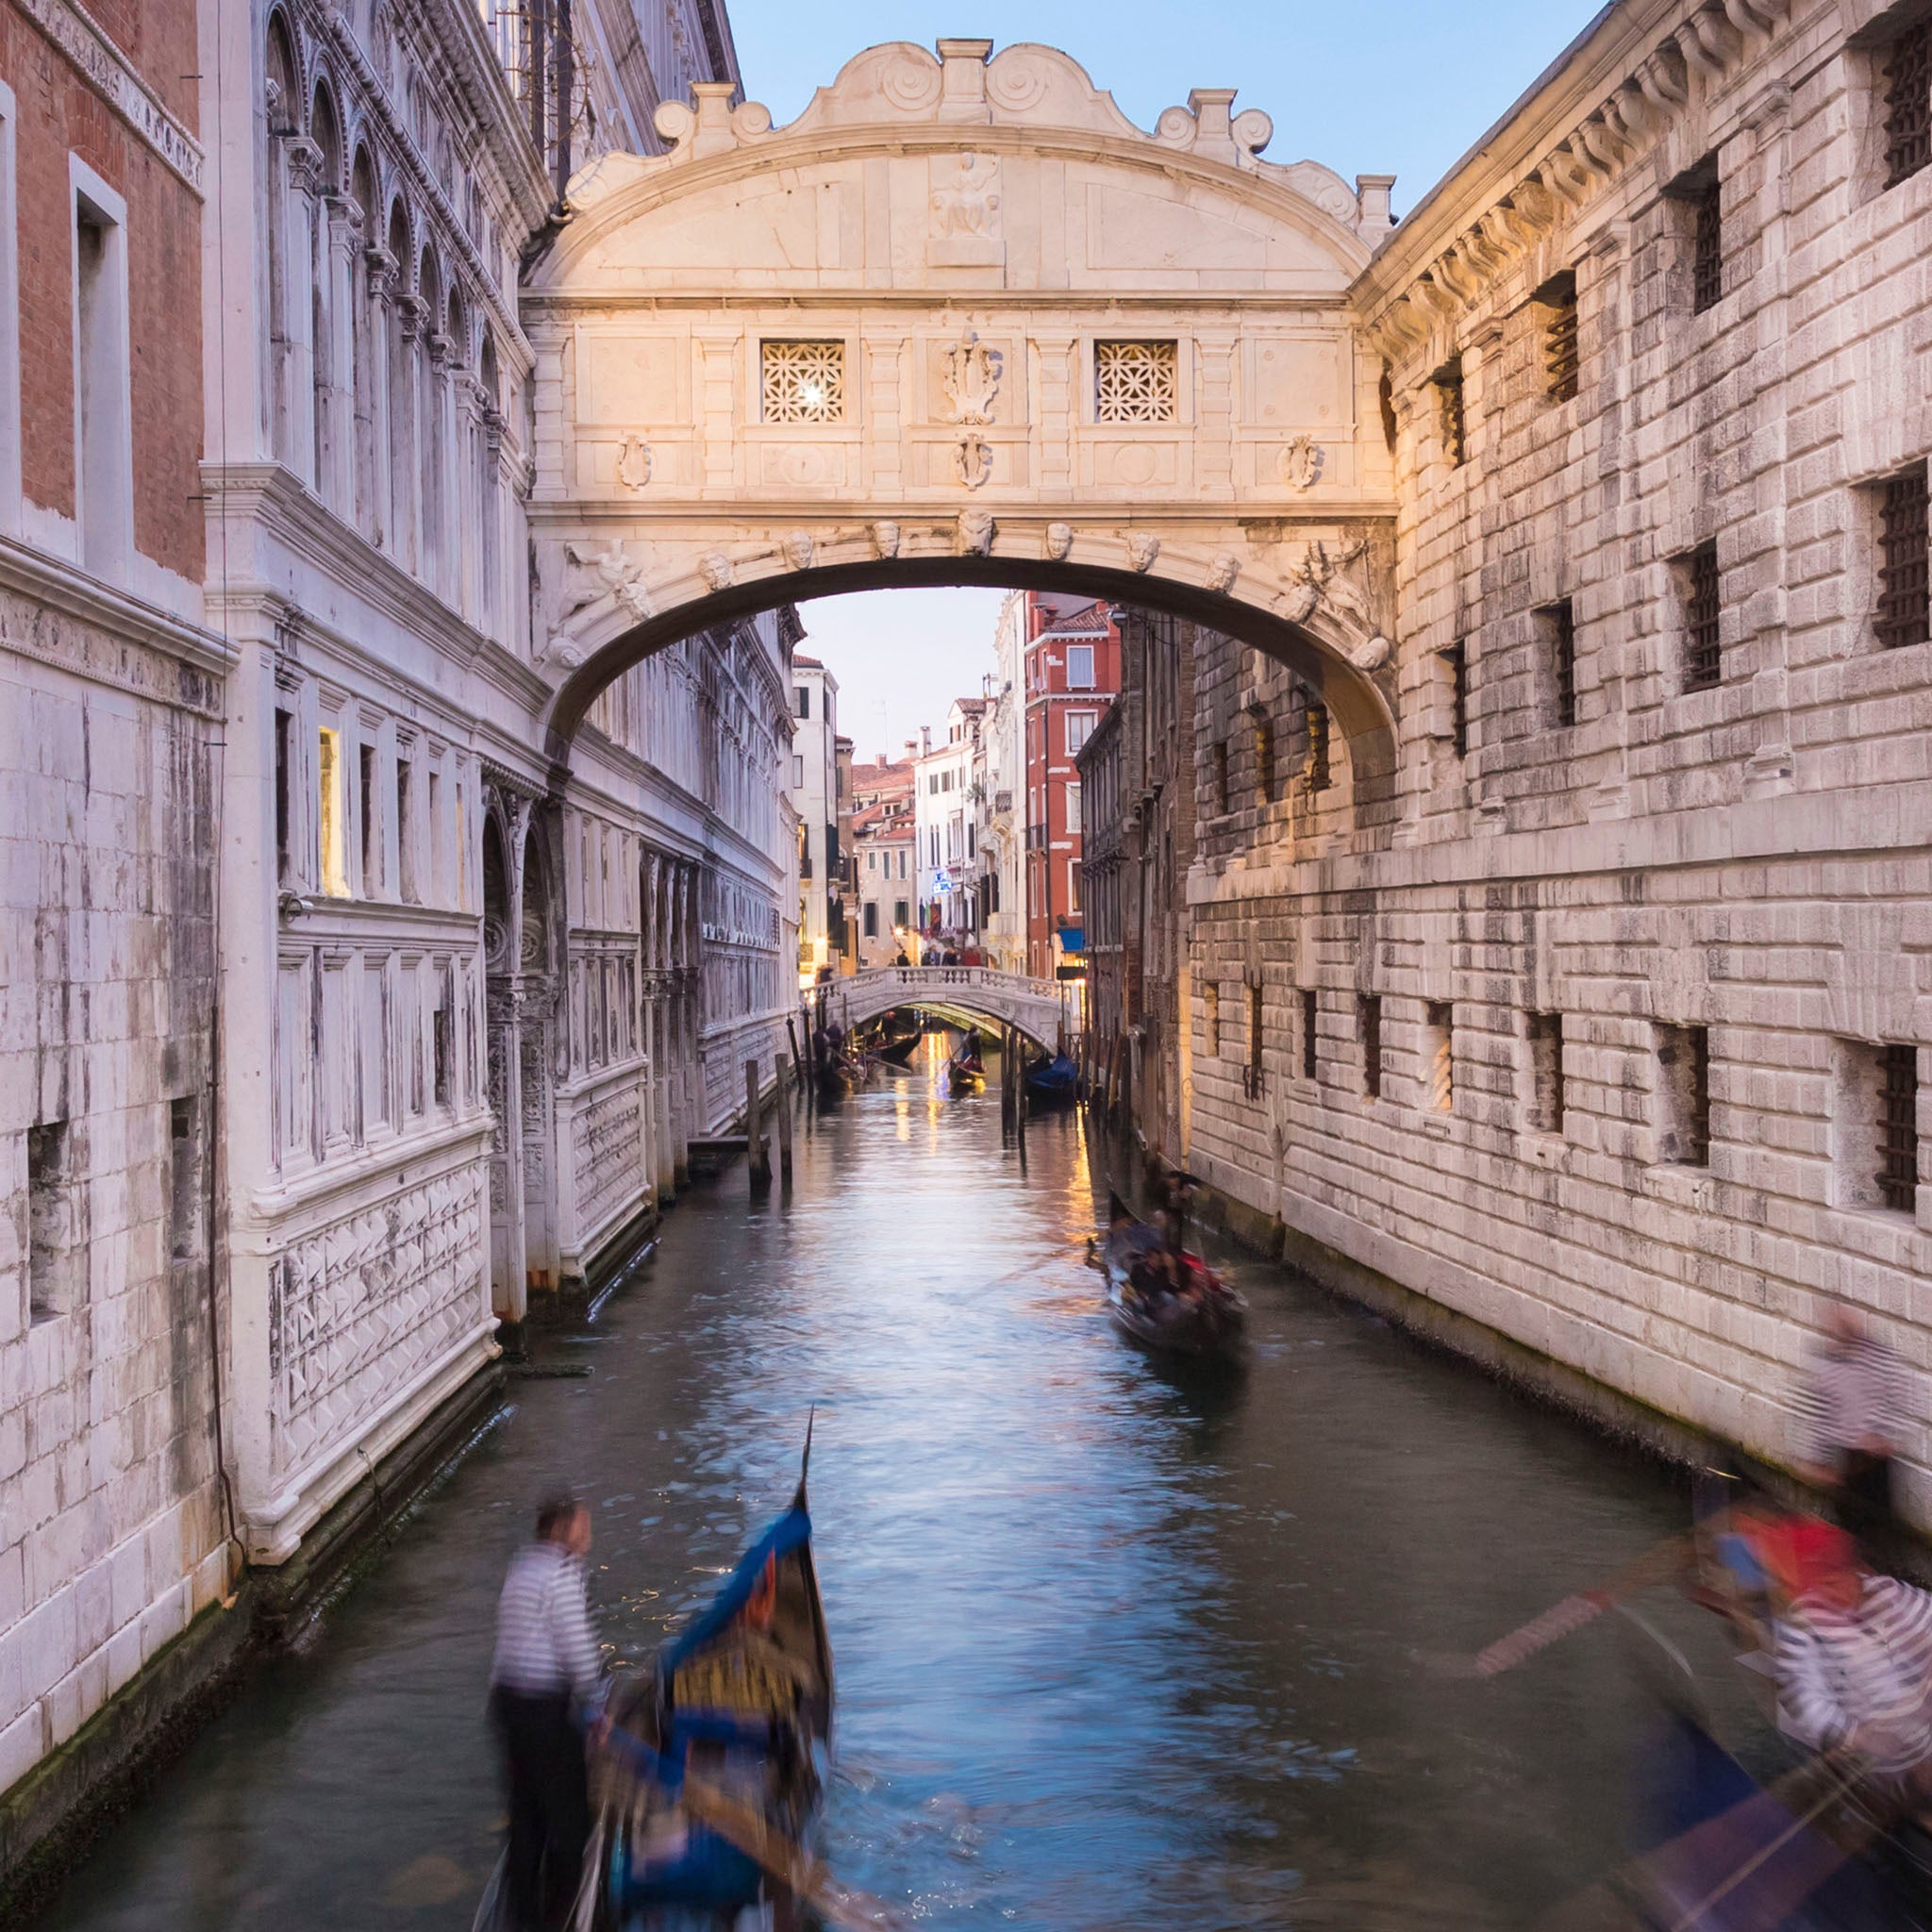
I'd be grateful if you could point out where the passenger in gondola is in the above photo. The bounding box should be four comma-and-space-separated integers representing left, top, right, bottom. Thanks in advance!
811, 1020, 830, 1074
1774, 1518, 1932, 1819
490, 1496, 608, 1931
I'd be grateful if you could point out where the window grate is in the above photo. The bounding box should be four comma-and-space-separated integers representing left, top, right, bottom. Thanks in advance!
1543, 273, 1579, 402
1528, 1011, 1565, 1136
1244, 984, 1265, 1099
1880, 1042, 1920, 1213
761, 341, 845, 423
1441, 641, 1469, 757
1302, 988, 1318, 1081
1885, 19, 1932, 190
1359, 994, 1383, 1102
1094, 341, 1178, 424
1306, 702, 1331, 792
1436, 358, 1466, 467
1425, 1003, 1454, 1114
1543, 600, 1577, 728
1876, 465, 1930, 650
1691, 176, 1724, 314
1254, 712, 1275, 802
1684, 542, 1723, 691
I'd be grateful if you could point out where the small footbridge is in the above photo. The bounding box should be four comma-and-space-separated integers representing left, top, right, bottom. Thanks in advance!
816, 966, 1077, 1052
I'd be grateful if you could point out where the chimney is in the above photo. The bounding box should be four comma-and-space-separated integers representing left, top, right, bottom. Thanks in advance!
921, 725, 932, 755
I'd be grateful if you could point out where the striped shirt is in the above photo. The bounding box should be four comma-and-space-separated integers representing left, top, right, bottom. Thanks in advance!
1775, 1575, 1932, 1775
490, 1541, 606, 1712
1792, 1336, 1910, 1468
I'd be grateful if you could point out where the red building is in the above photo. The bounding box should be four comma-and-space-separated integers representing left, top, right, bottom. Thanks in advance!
1022, 594, 1120, 979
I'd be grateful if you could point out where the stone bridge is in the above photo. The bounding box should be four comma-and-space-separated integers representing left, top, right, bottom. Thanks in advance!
818, 966, 1078, 1051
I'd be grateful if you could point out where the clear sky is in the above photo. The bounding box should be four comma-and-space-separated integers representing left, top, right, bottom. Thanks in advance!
736, 0, 1611, 752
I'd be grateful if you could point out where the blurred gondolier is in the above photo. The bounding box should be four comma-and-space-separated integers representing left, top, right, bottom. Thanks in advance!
1794, 1306, 1911, 1541
491, 1495, 606, 1931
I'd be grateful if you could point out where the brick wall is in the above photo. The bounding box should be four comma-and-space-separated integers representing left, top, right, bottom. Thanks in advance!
0, 4, 204, 580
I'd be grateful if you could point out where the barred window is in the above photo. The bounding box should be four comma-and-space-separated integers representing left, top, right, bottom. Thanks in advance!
1441, 641, 1469, 757
1424, 1003, 1454, 1114
1244, 984, 1265, 1100
1540, 599, 1577, 728
1211, 740, 1229, 816
1682, 542, 1723, 691
1879, 1042, 1921, 1213
761, 340, 845, 423
1359, 994, 1383, 1102
1540, 270, 1579, 403
1875, 465, 1929, 651
1527, 1012, 1565, 1136
1254, 711, 1275, 802
1884, 17, 1932, 190
1306, 701, 1331, 792
1094, 341, 1177, 424
1657, 1024, 1711, 1168
1301, 988, 1318, 1081
1434, 356, 1466, 468
1691, 175, 1724, 314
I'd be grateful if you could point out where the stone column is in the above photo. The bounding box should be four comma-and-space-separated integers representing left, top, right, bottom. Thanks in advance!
321, 195, 359, 513
1194, 327, 1238, 497
280, 136, 322, 486
362, 243, 396, 550
392, 292, 425, 575
1034, 334, 1076, 499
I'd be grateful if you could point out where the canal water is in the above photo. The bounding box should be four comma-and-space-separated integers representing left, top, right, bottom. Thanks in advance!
42, 1043, 1756, 1931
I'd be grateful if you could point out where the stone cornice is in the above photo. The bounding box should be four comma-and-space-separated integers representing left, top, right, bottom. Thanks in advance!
202, 458, 553, 715
0, 531, 234, 697
1352, 0, 1796, 365
16, 0, 204, 192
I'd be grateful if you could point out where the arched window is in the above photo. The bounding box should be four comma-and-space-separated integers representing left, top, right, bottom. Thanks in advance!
308, 82, 342, 498
350, 145, 379, 539
417, 245, 442, 591
263, 16, 299, 462
478, 332, 501, 636
385, 202, 413, 566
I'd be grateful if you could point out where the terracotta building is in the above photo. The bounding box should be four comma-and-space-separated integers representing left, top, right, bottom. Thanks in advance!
1021, 593, 1119, 979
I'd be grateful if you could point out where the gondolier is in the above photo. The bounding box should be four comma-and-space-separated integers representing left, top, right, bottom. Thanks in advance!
1793, 1305, 1911, 1541
490, 1495, 607, 1931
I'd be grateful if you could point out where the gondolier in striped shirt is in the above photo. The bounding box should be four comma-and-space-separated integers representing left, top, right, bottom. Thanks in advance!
1793, 1305, 1911, 1540
490, 1495, 607, 1931
1775, 1519, 1932, 1812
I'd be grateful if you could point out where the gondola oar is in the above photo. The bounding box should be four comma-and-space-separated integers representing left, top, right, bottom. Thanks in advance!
1472, 1533, 1694, 1677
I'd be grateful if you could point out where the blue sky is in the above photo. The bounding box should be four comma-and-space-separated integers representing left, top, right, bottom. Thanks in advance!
746, 0, 1609, 751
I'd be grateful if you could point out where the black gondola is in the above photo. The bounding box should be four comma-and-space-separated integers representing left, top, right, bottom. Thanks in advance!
1088, 1191, 1246, 1356
593, 1434, 835, 1928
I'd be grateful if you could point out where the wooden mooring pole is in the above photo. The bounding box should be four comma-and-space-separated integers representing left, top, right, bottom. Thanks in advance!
774, 1053, 793, 1184
745, 1058, 770, 1190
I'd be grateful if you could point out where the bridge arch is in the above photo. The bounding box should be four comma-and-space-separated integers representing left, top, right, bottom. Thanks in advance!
826, 966, 1076, 1054
521, 37, 1404, 830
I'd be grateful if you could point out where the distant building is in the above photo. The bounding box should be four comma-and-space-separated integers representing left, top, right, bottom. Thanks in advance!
1022, 595, 1120, 978
915, 701, 986, 945
850, 757, 918, 966
980, 595, 1028, 975
787, 657, 841, 984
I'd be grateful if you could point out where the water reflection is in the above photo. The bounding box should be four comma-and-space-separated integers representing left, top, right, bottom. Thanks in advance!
42, 1058, 1745, 1930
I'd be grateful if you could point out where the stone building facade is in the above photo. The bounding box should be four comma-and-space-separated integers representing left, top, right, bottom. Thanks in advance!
1079, 608, 1199, 1161
1172, 0, 1932, 1521
0, 0, 234, 1815
2, 0, 797, 1849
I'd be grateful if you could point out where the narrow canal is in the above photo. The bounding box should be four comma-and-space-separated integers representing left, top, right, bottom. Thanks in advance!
43, 1044, 1755, 1931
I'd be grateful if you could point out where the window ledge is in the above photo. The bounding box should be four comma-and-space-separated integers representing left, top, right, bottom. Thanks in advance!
1641, 1162, 1713, 1209
1519, 1129, 1568, 1170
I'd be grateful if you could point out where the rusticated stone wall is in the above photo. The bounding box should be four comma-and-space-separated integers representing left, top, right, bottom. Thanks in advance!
1181, 0, 1932, 1522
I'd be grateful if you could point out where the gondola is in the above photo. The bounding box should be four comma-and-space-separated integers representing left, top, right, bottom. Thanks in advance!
468, 1434, 838, 1932
874, 1028, 922, 1067
1087, 1192, 1246, 1356
587, 1432, 835, 1929
941, 1034, 985, 1097
1611, 1484, 1932, 1929
1024, 1053, 1078, 1106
